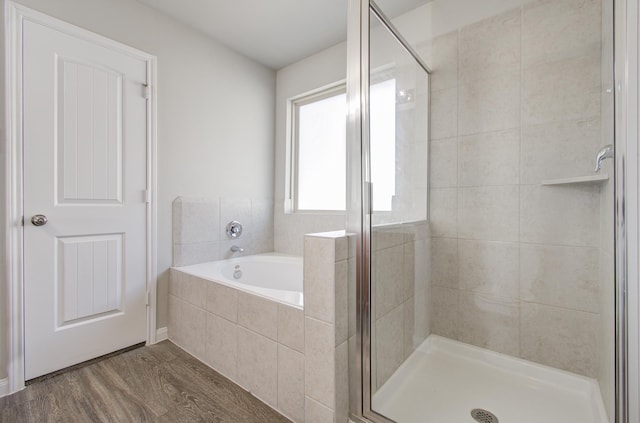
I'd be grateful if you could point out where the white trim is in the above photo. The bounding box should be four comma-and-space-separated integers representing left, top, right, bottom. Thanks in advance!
4, 2, 158, 394
5, 0, 25, 396
0, 378, 9, 398
155, 327, 168, 342
146, 50, 159, 346
285, 80, 347, 215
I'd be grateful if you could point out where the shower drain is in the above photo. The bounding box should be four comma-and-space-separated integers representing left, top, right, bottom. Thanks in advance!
470, 408, 499, 423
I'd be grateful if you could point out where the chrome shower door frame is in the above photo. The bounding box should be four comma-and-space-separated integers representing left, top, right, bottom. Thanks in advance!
345, 0, 373, 419
614, 1, 638, 422
346, 1, 430, 422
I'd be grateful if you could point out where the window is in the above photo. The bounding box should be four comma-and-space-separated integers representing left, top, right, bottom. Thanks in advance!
294, 86, 347, 211
288, 80, 396, 212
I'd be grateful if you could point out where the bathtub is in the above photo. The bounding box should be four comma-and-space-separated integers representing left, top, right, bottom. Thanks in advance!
174, 253, 303, 308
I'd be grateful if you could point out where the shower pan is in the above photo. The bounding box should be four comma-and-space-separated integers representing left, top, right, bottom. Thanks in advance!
346, 0, 622, 422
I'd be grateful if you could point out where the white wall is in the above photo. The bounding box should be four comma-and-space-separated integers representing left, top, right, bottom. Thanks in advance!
274, 43, 347, 255
1, 0, 276, 381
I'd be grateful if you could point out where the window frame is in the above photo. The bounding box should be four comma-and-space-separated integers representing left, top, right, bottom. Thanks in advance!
285, 81, 347, 214
285, 72, 399, 215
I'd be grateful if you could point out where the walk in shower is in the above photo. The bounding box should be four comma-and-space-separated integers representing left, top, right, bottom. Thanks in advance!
347, 0, 618, 422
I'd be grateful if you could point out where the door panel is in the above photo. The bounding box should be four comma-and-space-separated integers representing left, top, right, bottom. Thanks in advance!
58, 57, 123, 204
23, 19, 148, 379
58, 234, 123, 324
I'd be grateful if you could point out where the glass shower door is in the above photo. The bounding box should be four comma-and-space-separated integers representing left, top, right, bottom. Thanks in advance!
366, 3, 431, 416
348, 0, 617, 422
345, 1, 431, 421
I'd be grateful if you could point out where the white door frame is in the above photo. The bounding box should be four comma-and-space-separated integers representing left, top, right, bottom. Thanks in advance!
4, 2, 157, 394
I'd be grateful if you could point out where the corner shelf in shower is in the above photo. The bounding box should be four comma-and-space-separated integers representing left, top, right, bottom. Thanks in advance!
541, 174, 609, 186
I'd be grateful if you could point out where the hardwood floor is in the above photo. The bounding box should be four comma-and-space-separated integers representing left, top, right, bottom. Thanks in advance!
0, 341, 292, 423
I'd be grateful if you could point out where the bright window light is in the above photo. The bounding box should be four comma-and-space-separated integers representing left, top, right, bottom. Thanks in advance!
296, 91, 347, 211
370, 78, 396, 211
292, 79, 396, 212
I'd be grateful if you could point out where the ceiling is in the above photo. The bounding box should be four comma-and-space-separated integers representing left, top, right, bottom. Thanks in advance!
137, 0, 429, 69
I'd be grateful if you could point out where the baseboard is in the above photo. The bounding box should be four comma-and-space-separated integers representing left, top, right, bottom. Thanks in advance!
156, 327, 168, 342
0, 378, 9, 398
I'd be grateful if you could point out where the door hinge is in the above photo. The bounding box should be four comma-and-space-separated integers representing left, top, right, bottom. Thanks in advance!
146, 291, 151, 307
144, 189, 151, 204
143, 84, 151, 100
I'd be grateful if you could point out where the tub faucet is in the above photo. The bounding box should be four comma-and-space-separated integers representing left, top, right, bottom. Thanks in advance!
594, 144, 614, 172
230, 245, 244, 253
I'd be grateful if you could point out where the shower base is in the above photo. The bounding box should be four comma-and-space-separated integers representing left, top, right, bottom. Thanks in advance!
372, 335, 608, 423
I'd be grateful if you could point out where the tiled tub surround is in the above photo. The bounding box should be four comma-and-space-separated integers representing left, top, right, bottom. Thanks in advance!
422, 0, 607, 380
303, 232, 351, 423
371, 222, 431, 392
173, 196, 274, 266
168, 268, 305, 421
169, 232, 351, 423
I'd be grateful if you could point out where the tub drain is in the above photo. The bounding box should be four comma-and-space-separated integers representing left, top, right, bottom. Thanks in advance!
470, 408, 499, 423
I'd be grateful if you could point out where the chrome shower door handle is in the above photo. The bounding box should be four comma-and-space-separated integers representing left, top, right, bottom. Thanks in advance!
31, 214, 48, 226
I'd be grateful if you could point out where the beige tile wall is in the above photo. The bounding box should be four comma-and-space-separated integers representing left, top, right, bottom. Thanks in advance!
421, 0, 606, 378
273, 210, 346, 257
371, 222, 431, 391
169, 269, 302, 417
168, 231, 351, 423
172, 197, 274, 266
303, 232, 351, 423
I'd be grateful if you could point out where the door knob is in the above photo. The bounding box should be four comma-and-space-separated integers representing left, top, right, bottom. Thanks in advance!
31, 214, 48, 226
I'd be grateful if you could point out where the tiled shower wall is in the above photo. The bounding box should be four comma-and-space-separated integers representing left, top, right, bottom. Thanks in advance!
172, 197, 274, 266
422, 0, 605, 378
371, 222, 431, 392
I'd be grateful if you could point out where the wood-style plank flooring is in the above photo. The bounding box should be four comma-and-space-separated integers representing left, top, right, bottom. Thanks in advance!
0, 341, 292, 423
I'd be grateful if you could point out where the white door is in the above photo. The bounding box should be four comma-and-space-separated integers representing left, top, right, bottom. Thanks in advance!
23, 19, 149, 379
